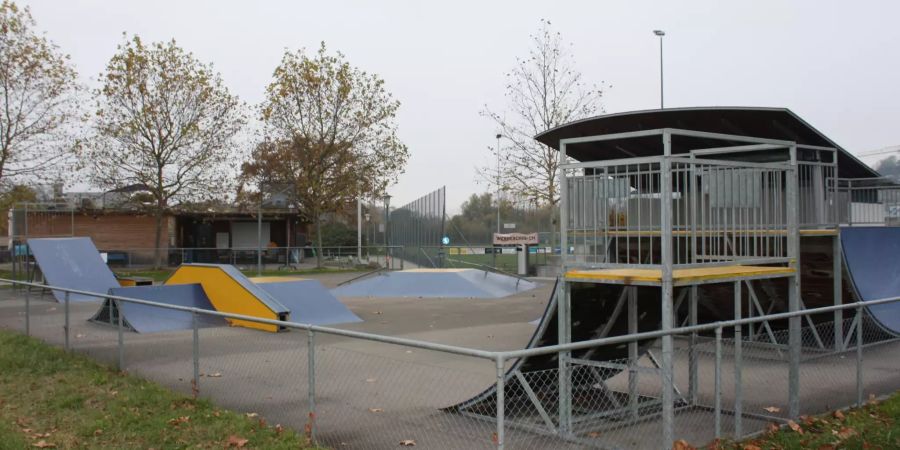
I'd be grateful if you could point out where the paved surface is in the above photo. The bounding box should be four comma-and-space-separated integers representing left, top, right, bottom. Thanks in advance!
1, 275, 899, 449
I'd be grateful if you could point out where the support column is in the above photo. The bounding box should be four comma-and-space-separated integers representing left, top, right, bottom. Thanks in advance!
688, 285, 698, 404
628, 286, 639, 419
833, 234, 843, 351
557, 282, 572, 435
734, 280, 743, 438
660, 132, 675, 448
787, 146, 802, 418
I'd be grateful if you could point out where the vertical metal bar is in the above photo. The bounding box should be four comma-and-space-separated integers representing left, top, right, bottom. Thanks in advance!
64, 291, 70, 351
688, 285, 698, 404
307, 329, 317, 443
733, 280, 743, 438
660, 132, 675, 448
24, 284, 30, 336
714, 326, 723, 439
117, 299, 125, 370
192, 310, 200, 397
495, 355, 505, 449
856, 305, 863, 407
787, 148, 801, 419
557, 282, 572, 435
628, 286, 639, 419
834, 234, 844, 351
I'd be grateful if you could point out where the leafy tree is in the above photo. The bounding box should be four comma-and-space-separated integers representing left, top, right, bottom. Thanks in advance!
0, 1, 80, 187
240, 136, 362, 267
255, 43, 409, 266
875, 155, 900, 180
89, 35, 246, 268
481, 19, 609, 206
448, 192, 553, 245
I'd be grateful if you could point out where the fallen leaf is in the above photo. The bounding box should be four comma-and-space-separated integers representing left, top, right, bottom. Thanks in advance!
274, 424, 284, 434
373, 311, 383, 315
212, 411, 221, 417
368, 408, 384, 413
365, 378, 377, 383
742, 445, 761, 450
763, 406, 781, 413
31, 441, 56, 449
226, 435, 248, 448
245, 413, 259, 419
587, 431, 601, 438
75, 333, 85, 339
787, 420, 803, 434
22, 428, 32, 433
833, 410, 845, 420
399, 439, 416, 446
837, 427, 857, 440
868, 394, 878, 405
93, 429, 103, 436
672, 439, 695, 450
206, 372, 222, 378
167, 416, 190, 426
766, 422, 780, 433
818, 445, 836, 450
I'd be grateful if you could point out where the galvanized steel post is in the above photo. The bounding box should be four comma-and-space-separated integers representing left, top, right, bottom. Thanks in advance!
833, 235, 844, 351
495, 355, 505, 449
307, 329, 317, 443
787, 146, 801, 418
24, 285, 30, 336
660, 131, 675, 448
64, 291, 70, 351
733, 280, 743, 438
714, 326, 723, 439
856, 305, 863, 407
117, 300, 125, 371
192, 310, 199, 397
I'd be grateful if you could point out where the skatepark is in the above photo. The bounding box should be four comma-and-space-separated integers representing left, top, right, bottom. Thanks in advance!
4, 107, 900, 449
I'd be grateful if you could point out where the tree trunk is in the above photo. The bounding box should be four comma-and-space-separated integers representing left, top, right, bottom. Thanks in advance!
315, 216, 323, 269
153, 208, 164, 270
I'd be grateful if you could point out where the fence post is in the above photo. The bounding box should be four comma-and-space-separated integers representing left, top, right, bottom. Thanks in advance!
24, 284, 30, 337
117, 299, 125, 371
714, 326, 722, 439
64, 291, 70, 351
495, 355, 505, 449
856, 305, 864, 407
307, 329, 317, 444
733, 280, 742, 438
192, 310, 199, 398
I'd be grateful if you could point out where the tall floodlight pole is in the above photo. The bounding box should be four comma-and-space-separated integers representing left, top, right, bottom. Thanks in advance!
257, 190, 263, 276
654, 30, 665, 109
357, 197, 362, 261
496, 133, 502, 234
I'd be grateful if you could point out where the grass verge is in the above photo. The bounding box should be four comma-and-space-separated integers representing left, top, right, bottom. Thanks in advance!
0, 329, 313, 449
694, 393, 900, 449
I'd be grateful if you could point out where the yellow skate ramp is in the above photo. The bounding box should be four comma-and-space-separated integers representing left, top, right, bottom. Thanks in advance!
166, 264, 289, 332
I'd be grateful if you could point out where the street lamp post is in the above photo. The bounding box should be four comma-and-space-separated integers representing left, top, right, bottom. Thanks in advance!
653, 30, 665, 109
383, 194, 391, 268
496, 133, 502, 235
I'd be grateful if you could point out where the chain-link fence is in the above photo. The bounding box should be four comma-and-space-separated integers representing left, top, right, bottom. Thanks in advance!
1, 279, 900, 449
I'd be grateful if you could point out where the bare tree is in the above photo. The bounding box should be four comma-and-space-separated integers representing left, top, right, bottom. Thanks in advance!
481, 19, 610, 206
89, 35, 246, 268
259, 42, 409, 264
0, 1, 80, 187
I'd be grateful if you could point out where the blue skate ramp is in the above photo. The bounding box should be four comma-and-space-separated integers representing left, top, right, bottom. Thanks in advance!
330, 269, 537, 298
254, 279, 361, 326
841, 227, 900, 334
90, 284, 225, 333
28, 237, 120, 302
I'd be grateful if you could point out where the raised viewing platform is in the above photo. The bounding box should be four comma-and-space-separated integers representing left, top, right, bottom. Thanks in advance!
565, 264, 796, 286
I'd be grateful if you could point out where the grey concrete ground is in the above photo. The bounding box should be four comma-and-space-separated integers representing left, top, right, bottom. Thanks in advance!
1, 275, 899, 449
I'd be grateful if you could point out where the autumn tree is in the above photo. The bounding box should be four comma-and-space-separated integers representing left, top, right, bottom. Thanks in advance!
257, 42, 409, 265
89, 35, 246, 268
0, 1, 80, 187
481, 19, 609, 206
240, 136, 364, 267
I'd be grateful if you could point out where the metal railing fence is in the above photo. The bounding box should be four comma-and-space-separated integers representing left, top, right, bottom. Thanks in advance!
3, 278, 900, 449
837, 177, 900, 226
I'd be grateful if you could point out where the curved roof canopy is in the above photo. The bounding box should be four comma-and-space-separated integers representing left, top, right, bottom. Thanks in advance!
534, 107, 877, 178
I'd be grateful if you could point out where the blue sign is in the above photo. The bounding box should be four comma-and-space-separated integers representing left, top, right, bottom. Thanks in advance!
441, 236, 450, 245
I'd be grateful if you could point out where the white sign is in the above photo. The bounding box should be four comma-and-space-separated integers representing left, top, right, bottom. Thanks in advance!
493, 232, 539, 245
503, 223, 516, 229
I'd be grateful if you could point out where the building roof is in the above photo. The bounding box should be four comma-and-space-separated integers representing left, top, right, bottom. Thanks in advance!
534, 106, 879, 178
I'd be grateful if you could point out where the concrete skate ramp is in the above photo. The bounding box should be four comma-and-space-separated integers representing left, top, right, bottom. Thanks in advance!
330, 268, 537, 298
841, 227, 900, 334
251, 278, 362, 326
27, 237, 119, 302
90, 284, 226, 333
446, 280, 663, 416
166, 264, 289, 332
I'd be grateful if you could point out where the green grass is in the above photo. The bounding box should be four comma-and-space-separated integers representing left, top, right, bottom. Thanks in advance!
0, 329, 315, 449
702, 393, 900, 449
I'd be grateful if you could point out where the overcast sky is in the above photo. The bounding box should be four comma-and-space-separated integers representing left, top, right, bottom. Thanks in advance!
22, 0, 900, 212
